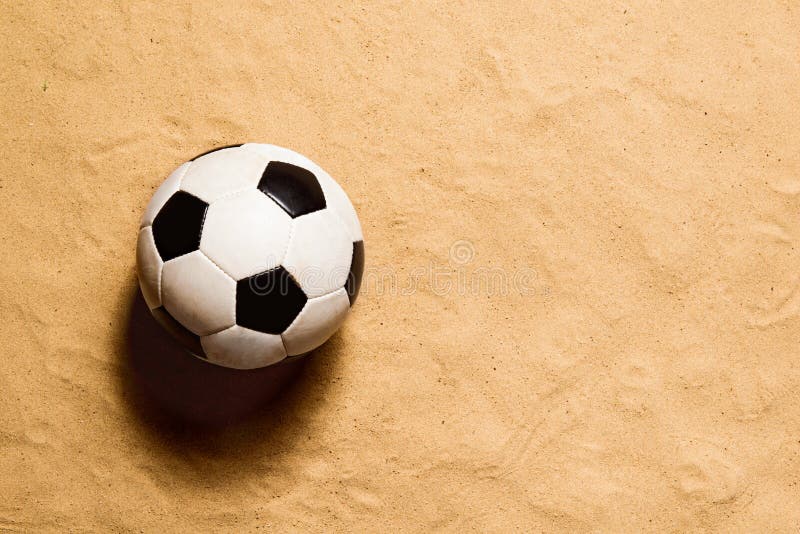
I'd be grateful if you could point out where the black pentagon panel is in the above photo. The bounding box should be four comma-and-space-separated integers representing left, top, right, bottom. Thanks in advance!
151, 306, 205, 358
236, 266, 308, 334
257, 161, 326, 218
190, 144, 242, 161
152, 191, 208, 262
344, 240, 365, 306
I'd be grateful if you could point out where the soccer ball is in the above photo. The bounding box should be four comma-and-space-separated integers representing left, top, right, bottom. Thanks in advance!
136, 144, 364, 369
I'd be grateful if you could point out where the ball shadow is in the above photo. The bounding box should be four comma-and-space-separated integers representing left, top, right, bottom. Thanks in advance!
118, 287, 340, 459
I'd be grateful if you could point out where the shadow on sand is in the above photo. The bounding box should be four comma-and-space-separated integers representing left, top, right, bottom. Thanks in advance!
117, 289, 340, 459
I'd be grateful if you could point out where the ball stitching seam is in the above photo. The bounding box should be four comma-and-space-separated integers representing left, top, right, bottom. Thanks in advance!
209, 184, 260, 205
196, 249, 237, 332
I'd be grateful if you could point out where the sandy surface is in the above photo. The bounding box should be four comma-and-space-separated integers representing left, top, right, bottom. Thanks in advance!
2, 1, 800, 531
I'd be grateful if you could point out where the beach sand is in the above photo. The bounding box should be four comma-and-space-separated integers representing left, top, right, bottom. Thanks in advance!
1, 1, 799, 531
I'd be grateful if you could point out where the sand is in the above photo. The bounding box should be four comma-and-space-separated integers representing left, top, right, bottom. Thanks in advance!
1, 1, 799, 531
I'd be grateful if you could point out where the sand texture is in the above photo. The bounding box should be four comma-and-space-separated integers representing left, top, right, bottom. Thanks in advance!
1, 1, 800, 531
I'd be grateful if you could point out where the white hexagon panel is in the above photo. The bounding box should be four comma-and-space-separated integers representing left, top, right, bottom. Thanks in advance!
201, 325, 287, 369
136, 225, 163, 309
282, 209, 353, 298
161, 250, 236, 336
315, 172, 364, 243
199, 189, 291, 280
179, 145, 268, 203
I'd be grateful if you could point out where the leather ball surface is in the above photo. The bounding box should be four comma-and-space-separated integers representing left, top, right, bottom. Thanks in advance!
136, 144, 364, 369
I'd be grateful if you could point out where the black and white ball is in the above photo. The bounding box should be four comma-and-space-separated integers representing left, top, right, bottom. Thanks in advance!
136, 144, 364, 369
